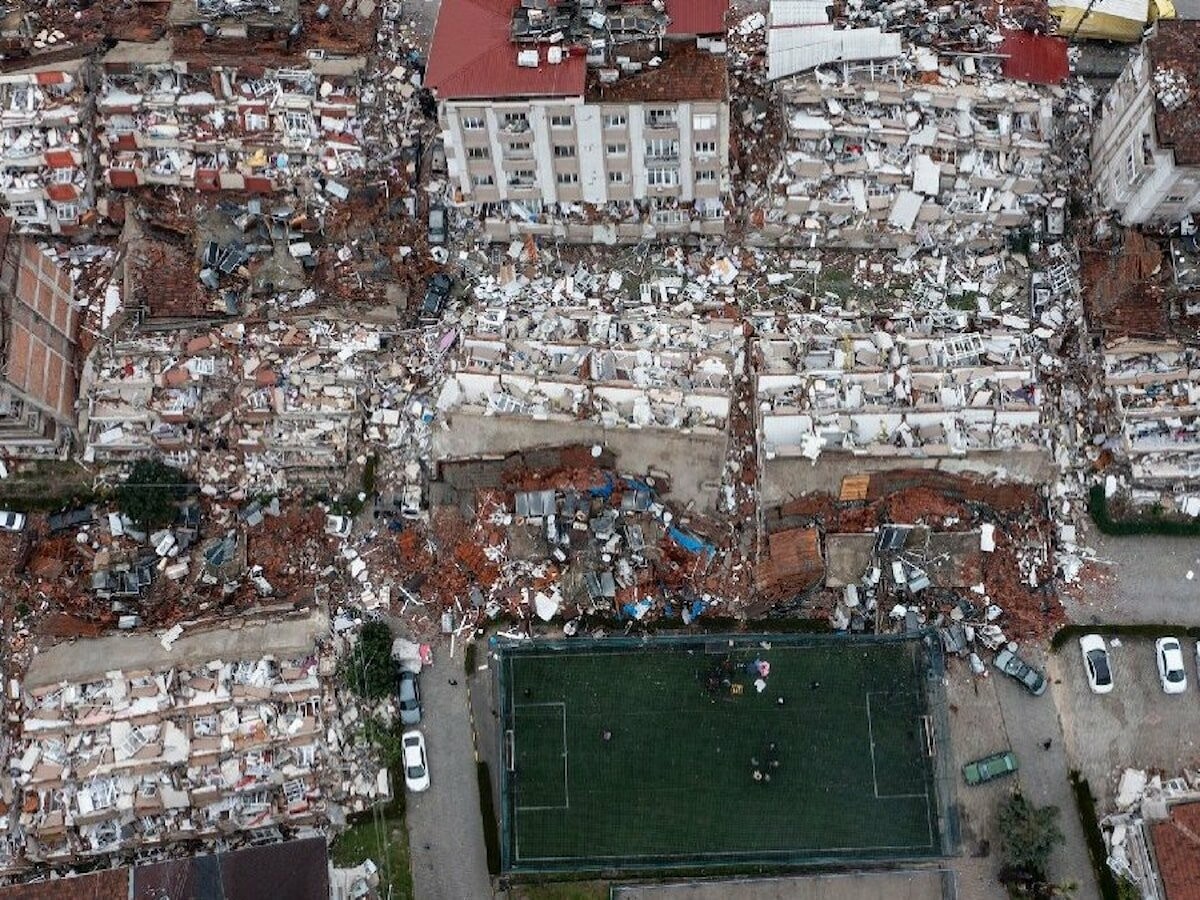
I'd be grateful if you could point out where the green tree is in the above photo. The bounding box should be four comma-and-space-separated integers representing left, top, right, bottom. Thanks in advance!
340, 621, 395, 700
998, 791, 1064, 883
116, 459, 187, 531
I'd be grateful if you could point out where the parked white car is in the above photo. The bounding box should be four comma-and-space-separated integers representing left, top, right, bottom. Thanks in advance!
1079, 634, 1113, 694
1156, 637, 1187, 695
0, 510, 26, 532
325, 514, 352, 539
402, 730, 430, 792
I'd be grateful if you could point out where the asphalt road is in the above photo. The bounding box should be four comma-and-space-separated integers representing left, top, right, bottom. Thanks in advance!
945, 653, 1098, 900
406, 660, 493, 900
1068, 527, 1200, 625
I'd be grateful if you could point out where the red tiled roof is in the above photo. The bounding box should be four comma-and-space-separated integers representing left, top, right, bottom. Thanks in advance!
999, 29, 1069, 85
1152, 802, 1200, 900
665, 0, 728, 35
44, 150, 75, 168
426, 0, 586, 101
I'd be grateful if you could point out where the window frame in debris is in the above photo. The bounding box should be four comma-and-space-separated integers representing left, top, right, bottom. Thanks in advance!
9, 200, 41, 221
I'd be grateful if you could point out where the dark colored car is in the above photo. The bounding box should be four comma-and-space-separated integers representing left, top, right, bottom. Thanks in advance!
420, 273, 453, 323
994, 646, 1047, 696
48, 506, 96, 534
963, 750, 1018, 785
397, 669, 422, 725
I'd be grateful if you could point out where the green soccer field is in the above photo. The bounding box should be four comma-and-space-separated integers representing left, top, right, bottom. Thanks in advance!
497, 635, 944, 871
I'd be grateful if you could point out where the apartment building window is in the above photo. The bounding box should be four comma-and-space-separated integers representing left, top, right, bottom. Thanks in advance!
646, 139, 679, 160
556, 172, 579, 185
1125, 147, 1138, 185
646, 108, 677, 127
550, 114, 573, 128
651, 208, 685, 225
695, 140, 717, 157
50, 167, 75, 184
467, 147, 490, 159
471, 174, 495, 187
245, 112, 269, 132
507, 141, 531, 155
697, 199, 724, 219
604, 113, 627, 128
647, 168, 679, 187
608, 171, 626, 184
606, 142, 627, 156
511, 169, 536, 185
695, 170, 717, 183
553, 145, 576, 158
53, 202, 78, 221
461, 115, 485, 130
503, 112, 529, 131
693, 113, 717, 131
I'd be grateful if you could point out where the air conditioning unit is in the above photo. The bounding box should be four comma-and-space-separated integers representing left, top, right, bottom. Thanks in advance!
517, 49, 539, 68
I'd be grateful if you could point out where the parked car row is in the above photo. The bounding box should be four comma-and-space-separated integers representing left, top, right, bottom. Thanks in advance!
1076, 633, 1199, 696
397, 667, 430, 793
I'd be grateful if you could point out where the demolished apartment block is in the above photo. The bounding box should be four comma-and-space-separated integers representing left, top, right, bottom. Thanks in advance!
757, 0, 1064, 248
427, 0, 731, 242
81, 321, 378, 490
0, 236, 82, 459
97, 40, 366, 193
0, 57, 94, 236
433, 304, 740, 494
754, 314, 1050, 499
1102, 338, 1200, 488
1093, 21, 1200, 226
8, 655, 333, 869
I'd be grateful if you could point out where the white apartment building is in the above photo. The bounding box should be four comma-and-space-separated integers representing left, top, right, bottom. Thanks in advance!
426, 0, 731, 241
1094, 21, 1200, 226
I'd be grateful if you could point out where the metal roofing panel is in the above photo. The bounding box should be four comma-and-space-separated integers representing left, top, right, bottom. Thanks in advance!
998, 29, 1069, 85
665, 0, 729, 34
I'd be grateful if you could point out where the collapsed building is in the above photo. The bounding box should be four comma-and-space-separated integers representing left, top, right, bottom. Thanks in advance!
427, 0, 731, 242
97, 40, 366, 194
433, 287, 741, 511
752, 0, 1068, 248
0, 57, 95, 236
1, 612, 379, 872
753, 310, 1053, 504
1093, 20, 1200, 226
80, 320, 381, 489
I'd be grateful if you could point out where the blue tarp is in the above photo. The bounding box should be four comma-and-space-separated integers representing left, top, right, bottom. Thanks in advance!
622, 476, 655, 496
669, 526, 716, 559
588, 472, 615, 499
621, 599, 653, 620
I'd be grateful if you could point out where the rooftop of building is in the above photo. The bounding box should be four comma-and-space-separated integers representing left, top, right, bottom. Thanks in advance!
1152, 801, 1200, 900
427, 0, 727, 101
1148, 20, 1200, 167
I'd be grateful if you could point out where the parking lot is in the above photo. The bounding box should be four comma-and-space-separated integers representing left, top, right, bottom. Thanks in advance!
1055, 636, 1200, 808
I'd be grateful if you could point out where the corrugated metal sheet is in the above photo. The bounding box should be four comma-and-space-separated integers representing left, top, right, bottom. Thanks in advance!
767, 24, 900, 80
999, 29, 1070, 84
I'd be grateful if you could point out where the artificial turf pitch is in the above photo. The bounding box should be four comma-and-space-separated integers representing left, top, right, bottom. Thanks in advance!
498, 636, 941, 870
